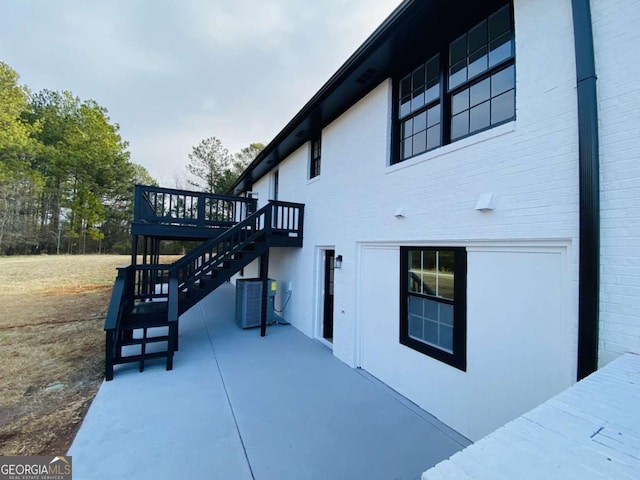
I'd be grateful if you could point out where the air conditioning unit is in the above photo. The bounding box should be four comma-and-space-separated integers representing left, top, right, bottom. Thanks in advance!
235, 278, 277, 329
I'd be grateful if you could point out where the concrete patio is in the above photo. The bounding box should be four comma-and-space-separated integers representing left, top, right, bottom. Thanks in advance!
69, 283, 469, 480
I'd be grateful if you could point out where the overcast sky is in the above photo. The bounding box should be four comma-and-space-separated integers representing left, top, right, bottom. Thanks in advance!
1, 0, 402, 185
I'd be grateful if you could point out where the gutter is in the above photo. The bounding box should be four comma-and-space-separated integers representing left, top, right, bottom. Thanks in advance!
571, 0, 600, 380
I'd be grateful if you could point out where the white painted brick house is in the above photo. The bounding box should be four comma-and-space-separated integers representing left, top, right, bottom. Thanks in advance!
229, 0, 640, 441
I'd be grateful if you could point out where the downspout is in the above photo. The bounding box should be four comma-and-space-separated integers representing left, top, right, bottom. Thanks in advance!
571, 0, 600, 380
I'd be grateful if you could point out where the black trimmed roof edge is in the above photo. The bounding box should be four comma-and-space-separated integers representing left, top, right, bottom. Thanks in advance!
229, 0, 415, 195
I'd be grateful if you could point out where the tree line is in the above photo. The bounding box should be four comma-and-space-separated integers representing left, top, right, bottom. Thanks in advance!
0, 61, 156, 255
1, 61, 263, 256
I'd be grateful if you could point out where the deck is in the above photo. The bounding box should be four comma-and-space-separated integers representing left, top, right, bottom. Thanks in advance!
70, 283, 469, 480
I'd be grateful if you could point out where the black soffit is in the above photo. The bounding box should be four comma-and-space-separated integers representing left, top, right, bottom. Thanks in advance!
230, 0, 507, 194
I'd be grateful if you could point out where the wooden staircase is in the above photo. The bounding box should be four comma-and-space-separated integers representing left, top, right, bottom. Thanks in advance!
104, 186, 304, 380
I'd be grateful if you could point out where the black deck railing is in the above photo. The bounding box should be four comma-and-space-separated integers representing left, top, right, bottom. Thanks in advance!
104, 265, 134, 381
134, 185, 257, 228
104, 265, 134, 332
105, 195, 304, 379
169, 201, 304, 292
104, 263, 179, 380
270, 201, 304, 233
133, 264, 171, 301
124, 200, 304, 309
166, 201, 304, 322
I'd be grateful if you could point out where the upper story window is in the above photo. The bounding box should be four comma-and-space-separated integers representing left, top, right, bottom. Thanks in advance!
394, 3, 514, 164
310, 135, 321, 179
271, 169, 279, 200
398, 55, 442, 159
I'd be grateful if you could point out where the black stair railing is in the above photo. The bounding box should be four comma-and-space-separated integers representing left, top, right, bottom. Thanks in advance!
134, 184, 257, 229
105, 199, 303, 380
133, 264, 171, 302
104, 265, 135, 381
166, 201, 304, 321
104, 263, 178, 381
168, 201, 270, 294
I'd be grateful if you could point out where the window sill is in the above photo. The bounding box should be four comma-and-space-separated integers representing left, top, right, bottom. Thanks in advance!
387, 121, 515, 175
307, 175, 321, 185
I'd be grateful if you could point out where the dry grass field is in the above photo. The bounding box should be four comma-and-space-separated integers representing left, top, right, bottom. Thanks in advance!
0, 254, 129, 455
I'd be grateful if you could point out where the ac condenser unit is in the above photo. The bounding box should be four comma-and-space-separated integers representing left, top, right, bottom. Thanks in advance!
235, 279, 276, 329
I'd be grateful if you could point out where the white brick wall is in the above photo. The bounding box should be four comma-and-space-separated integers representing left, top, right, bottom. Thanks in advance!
592, 0, 640, 366
237, 0, 591, 439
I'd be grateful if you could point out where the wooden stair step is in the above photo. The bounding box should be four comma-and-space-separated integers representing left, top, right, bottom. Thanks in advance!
122, 311, 170, 329
112, 351, 170, 365
120, 335, 170, 346
130, 301, 168, 315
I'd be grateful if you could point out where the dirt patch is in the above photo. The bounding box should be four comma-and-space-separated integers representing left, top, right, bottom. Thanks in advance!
0, 255, 127, 455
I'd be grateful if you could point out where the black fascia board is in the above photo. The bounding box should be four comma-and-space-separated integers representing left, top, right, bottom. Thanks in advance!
229, 0, 508, 195
229, 0, 422, 195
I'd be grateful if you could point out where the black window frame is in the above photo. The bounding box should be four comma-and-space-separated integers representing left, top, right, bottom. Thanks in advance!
310, 134, 321, 179
392, 2, 515, 165
397, 53, 443, 160
399, 246, 467, 371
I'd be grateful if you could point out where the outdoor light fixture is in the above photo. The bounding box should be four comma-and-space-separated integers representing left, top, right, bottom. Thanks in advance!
335, 255, 343, 269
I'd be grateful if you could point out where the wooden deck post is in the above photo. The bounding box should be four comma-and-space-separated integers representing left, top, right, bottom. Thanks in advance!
105, 332, 115, 381
260, 249, 269, 337
131, 234, 138, 266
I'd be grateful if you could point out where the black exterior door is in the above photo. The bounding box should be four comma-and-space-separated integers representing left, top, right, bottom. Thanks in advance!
323, 250, 335, 341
